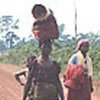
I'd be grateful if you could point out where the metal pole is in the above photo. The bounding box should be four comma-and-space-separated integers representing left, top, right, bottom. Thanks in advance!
74, 0, 77, 38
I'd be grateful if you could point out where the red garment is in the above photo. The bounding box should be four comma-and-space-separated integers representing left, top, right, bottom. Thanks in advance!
32, 14, 59, 40
63, 64, 84, 89
63, 64, 91, 100
67, 77, 91, 100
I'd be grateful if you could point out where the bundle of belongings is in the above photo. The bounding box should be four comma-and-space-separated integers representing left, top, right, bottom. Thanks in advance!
63, 64, 84, 90
32, 4, 59, 41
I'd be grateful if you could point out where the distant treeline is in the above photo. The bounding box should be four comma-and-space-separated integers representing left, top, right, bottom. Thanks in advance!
0, 32, 100, 80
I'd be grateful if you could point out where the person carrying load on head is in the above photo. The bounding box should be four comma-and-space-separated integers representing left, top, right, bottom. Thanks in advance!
16, 4, 64, 100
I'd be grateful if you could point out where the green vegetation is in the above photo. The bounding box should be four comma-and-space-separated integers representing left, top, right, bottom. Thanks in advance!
0, 32, 100, 80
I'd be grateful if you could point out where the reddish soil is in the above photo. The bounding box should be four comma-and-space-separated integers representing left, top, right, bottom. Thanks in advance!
0, 64, 100, 100
0, 64, 23, 100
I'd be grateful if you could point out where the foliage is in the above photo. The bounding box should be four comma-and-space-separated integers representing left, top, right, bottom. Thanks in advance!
0, 16, 20, 48
0, 32, 100, 80
0, 16, 19, 33
0, 40, 7, 52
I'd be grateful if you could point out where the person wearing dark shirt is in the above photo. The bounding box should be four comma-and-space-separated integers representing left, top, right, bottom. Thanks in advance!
23, 39, 64, 100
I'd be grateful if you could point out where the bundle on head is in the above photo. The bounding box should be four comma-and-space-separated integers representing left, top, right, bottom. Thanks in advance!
32, 4, 47, 19
32, 4, 59, 41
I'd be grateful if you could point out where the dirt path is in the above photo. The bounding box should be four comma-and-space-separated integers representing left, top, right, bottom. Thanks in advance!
0, 64, 100, 100
0, 64, 23, 100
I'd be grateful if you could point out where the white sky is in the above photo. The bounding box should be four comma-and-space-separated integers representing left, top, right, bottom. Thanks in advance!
0, 0, 100, 38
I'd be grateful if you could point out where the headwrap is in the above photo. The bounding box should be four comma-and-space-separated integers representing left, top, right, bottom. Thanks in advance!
76, 39, 89, 50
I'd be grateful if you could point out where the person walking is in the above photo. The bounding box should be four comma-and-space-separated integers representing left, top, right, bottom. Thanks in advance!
23, 39, 64, 100
63, 39, 94, 100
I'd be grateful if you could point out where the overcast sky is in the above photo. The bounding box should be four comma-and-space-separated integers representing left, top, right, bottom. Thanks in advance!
0, 0, 100, 38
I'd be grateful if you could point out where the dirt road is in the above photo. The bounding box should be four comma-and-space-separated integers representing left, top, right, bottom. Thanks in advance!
0, 64, 23, 100
0, 64, 100, 100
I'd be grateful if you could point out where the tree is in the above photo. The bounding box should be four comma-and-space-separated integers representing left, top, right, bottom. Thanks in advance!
0, 16, 20, 48
0, 16, 19, 33
58, 23, 65, 37
0, 40, 6, 52
2, 31, 20, 48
